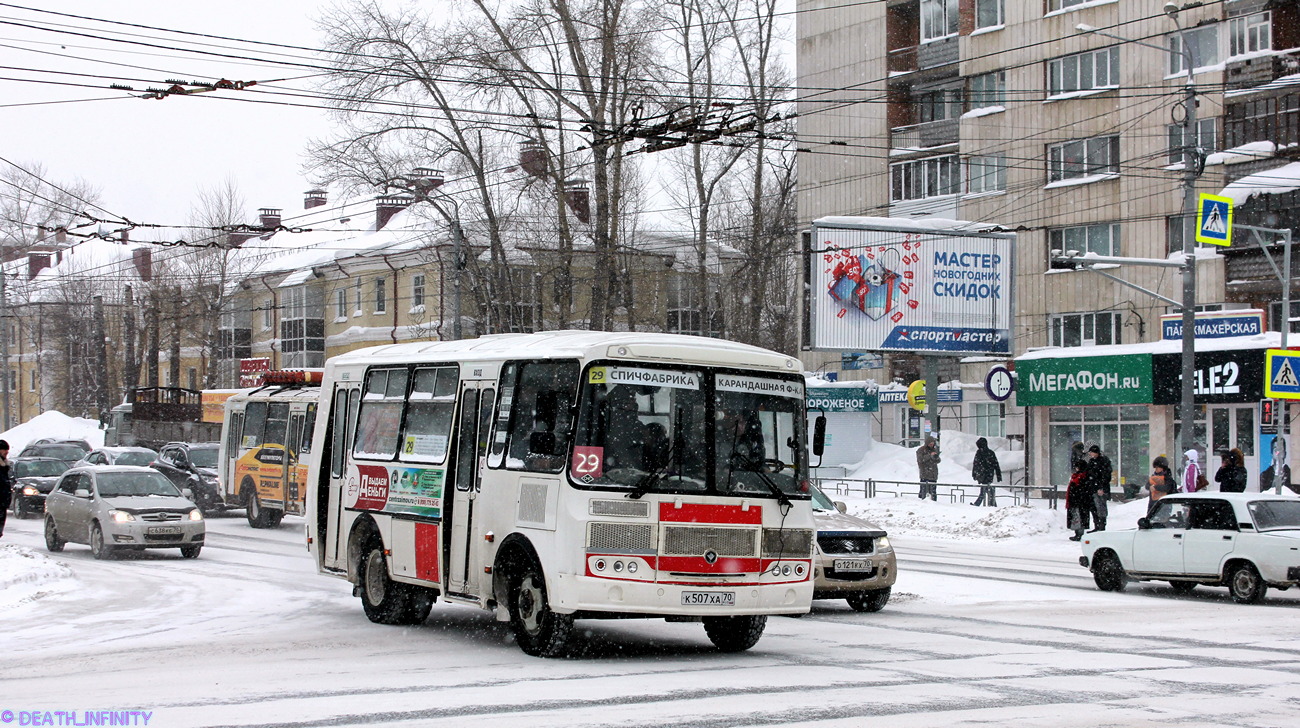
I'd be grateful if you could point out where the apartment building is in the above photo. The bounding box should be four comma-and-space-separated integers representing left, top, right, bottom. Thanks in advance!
797, 0, 1299, 487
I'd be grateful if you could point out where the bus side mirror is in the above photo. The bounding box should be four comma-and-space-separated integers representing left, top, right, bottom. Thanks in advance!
813, 416, 827, 456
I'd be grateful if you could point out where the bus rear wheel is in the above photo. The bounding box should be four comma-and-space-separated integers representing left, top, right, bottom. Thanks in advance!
509, 565, 573, 657
245, 485, 280, 529
703, 615, 766, 652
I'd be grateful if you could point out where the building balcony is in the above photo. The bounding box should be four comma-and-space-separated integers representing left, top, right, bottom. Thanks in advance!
891, 118, 960, 150
1225, 49, 1300, 91
888, 46, 917, 77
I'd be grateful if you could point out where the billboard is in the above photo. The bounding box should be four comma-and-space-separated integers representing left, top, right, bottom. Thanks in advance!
806, 218, 1014, 354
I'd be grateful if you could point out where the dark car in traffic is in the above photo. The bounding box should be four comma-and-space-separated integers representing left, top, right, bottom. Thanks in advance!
18, 442, 92, 469
150, 442, 223, 514
9, 456, 72, 518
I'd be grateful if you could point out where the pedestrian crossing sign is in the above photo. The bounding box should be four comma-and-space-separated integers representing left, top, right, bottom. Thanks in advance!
1196, 193, 1233, 246
1265, 349, 1300, 398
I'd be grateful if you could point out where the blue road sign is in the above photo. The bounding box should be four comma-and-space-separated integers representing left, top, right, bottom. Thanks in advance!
1265, 349, 1300, 399
1196, 193, 1233, 246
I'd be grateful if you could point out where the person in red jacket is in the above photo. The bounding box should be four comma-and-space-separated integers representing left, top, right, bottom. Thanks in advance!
1066, 459, 1091, 541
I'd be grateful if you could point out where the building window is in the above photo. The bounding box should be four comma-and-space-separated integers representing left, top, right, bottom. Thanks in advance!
335, 288, 347, 320
968, 71, 1005, 108
1047, 0, 1088, 10
966, 155, 1006, 194
1229, 12, 1270, 58
1047, 47, 1119, 97
1269, 301, 1300, 335
1051, 311, 1125, 348
1047, 136, 1119, 183
891, 155, 960, 201
920, 0, 958, 41
1169, 25, 1220, 75
411, 273, 426, 310
262, 298, 274, 330
974, 402, 1005, 438
280, 285, 325, 368
187, 367, 198, 391
975, 0, 1003, 29
1167, 118, 1217, 165
8, 369, 14, 392
488, 269, 541, 334
666, 274, 723, 337
1048, 222, 1121, 268
375, 277, 387, 314
217, 309, 252, 388
28, 369, 36, 392
354, 278, 363, 316
1048, 405, 1149, 493
916, 87, 962, 123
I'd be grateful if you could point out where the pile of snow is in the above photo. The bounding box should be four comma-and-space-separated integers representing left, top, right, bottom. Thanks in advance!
0, 544, 76, 608
840, 430, 1023, 485
0, 410, 105, 452
827, 492, 1152, 542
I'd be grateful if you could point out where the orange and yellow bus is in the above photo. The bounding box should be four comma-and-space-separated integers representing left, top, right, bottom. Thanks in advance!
219, 371, 320, 528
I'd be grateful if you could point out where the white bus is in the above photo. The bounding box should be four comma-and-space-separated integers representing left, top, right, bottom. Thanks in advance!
306, 331, 820, 656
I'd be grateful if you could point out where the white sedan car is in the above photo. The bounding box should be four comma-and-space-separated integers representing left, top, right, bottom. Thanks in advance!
1080, 492, 1300, 603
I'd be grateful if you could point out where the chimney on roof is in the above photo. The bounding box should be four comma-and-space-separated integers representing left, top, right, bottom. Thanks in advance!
120, 230, 129, 243
132, 248, 152, 282
259, 207, 282, 230
563, 179, 590, 223
520, 139, 547, 178
55, 228, 67, 243
375, 195, 412, 231
409, 168, 444, 197
304, 189, 327, 209
27, 253, 50, 280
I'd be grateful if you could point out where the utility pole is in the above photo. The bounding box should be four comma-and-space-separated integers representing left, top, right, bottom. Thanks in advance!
452, 218, 464, 341
1170, 3, 1200, 461
0, 269, 9, 428
124, 285, 137, 403
93, 295, 108, 421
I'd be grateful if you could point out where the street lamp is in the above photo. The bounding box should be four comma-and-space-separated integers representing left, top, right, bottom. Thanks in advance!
1078, 5, 1201, 457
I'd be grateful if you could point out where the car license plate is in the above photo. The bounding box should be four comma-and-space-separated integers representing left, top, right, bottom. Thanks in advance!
681, 591, 735, 606
834, 558, 872, 572
147, 526, 182, 535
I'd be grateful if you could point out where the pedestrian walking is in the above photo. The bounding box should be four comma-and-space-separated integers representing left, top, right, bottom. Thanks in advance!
0, 440, 11, 538
1215, 448, 1248, 493
1181, 449, 1204, 493
1147, 455, 1174, 518
1066, 460, 1091, 541
1085, 444, 1113, 531
916, 435, 940, 501
970, 437, 1002, 506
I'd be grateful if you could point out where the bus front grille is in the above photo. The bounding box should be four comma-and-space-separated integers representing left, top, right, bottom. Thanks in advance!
661, 526, 758, 557
762, 529, 814, 558
587, 522, 656, 554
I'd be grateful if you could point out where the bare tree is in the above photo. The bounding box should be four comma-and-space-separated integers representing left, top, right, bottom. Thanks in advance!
0, 162, 101, 251
178, 178, 252, 387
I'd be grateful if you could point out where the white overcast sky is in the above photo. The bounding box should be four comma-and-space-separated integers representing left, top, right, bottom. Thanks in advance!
0, 1, 336, 230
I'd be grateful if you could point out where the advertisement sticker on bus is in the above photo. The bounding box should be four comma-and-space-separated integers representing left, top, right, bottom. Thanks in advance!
403, 433, 449, 460
715, 374, 802, 399
589, 366, 700, 390
350, 464, 444, 518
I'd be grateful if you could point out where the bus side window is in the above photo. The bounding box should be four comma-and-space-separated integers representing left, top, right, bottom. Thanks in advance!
399, 366, 457, 464
353, 368, 408, 460
227, 412, 244, 458
505, 361, 579, 473
301, 404, 316, 456
487, 363, 517, 469
330, 389, 349, 478
266, 403, 289, 448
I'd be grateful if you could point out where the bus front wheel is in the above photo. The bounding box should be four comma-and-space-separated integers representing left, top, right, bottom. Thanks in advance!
703, 615, 766, 652
508, 565, 573, 657
358, 543, 427, 625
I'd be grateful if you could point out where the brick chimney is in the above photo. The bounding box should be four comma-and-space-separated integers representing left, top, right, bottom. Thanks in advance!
259, 207, 282, 230
27, 253, 50, 279
375, 195, 412, 230
132, 248, 152, 282
304, 189, 327, 209
410, 168, 444, 196
520, 139, 547, 178
563, 179, 590, 223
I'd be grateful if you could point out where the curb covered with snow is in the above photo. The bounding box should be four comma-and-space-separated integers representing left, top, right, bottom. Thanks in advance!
0, 544, 76, 609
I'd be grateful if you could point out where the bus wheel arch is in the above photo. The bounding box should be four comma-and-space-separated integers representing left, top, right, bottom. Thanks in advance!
493, 535, 573, 657
348, 515, 429, 625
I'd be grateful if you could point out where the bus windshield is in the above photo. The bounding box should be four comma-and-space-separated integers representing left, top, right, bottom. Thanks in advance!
571, 365, 806, 499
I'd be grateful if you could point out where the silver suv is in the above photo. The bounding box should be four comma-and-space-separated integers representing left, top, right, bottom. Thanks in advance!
43, 466, 205, 559
810, 485, 897, 611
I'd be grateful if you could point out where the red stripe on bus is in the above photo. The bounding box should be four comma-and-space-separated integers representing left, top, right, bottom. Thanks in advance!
657, 503, 763, 524
415, 522, 440, 584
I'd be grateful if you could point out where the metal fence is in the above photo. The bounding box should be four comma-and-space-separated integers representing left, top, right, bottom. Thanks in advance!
813, 478, 1066, 509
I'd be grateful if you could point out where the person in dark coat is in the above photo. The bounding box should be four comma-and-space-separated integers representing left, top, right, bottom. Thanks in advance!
970, 437, 1002, 506
0, 440, 11, 538
916, 435, 940, 501
1085, 444, 1113, 531
1066, 459, 1091, 540
1215, 448, 1248, 493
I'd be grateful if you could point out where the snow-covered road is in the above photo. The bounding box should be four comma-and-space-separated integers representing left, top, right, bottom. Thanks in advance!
3, 509, 1299, 728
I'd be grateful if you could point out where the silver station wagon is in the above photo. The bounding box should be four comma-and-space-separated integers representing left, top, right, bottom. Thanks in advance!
1081, 492, 1300, 603
43, 466, 206, 559
810, 485, 897, 612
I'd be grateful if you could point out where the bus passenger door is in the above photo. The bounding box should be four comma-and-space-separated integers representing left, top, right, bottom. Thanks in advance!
324, 386, 359, 570
285, 411, 305, 514
448, 384, 494, 596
